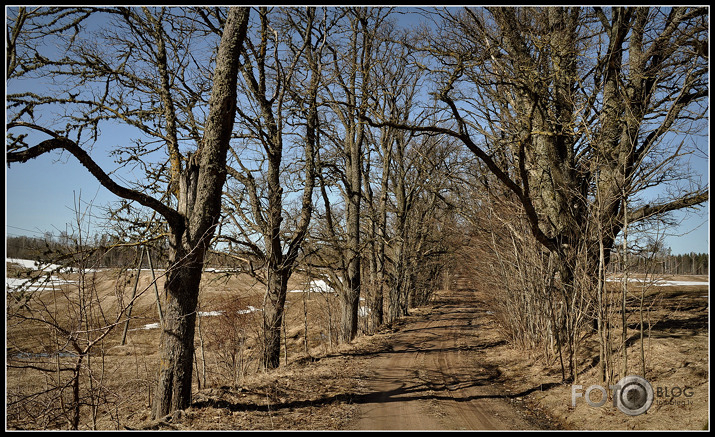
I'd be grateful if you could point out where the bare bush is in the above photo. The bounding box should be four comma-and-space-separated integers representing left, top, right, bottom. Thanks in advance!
200, 296, 261, 388
6, 198, 154, 429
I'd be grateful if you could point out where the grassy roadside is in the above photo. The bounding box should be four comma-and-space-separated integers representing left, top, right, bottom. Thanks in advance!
472, 280, 709, 430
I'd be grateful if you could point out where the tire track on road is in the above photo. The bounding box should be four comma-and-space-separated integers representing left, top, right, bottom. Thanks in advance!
350, 289, 541, 430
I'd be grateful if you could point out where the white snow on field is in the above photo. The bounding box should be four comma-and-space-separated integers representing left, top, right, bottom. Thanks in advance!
198, 310, 224, 317
7, 257, 107, 274
6, 259, 79, 293
606, 277, 709, 287
7, 276, 77, 287
655, 280, 710, 286
132, 322, 161, 331
7, 257, 137, 275
197, 306, 261, 318
7, 258, 64, 272
5, 258, 113, 293
133, 306, 261, 330
238, 306, 261, 314
288, 279, 335, 294
6, 277, 31, 289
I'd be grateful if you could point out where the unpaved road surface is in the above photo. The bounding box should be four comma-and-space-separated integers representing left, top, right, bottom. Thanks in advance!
349, 289, 541, 430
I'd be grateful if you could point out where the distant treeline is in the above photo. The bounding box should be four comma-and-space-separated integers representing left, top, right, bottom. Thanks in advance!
608, 251, 709, 276
6, 234, 159, 268
6, 234, 249, 270
6, 234, 709, 276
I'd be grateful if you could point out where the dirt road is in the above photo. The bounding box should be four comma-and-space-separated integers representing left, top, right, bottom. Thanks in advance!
349, 289, 541, 430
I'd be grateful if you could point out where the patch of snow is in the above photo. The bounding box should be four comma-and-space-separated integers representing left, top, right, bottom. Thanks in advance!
133, 322, 160, 331
6, 257, 108, 279
288, 279, 335, 294
132, 307, 260, 332
198, 310, 224, 317
198, 306, 261, 317
202, 267, 234, 273
6, 277, 32, 289
606, 276, 708, 287
237, 306, 260, 314
6, 275, 78, 293
656, 280, 709, 286
7, 258, 62, 272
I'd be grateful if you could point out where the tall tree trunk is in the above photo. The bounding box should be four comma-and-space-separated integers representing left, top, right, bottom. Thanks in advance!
261, 125, 286, 368
372, 130, 391, 329
229, 7, 318, 367
341, 162, 362, 342
262, 265, 290, 369
153, 237, 204, 417
553, 249, 578, 382
152, 7, 248, 419
340, 280, 360, 343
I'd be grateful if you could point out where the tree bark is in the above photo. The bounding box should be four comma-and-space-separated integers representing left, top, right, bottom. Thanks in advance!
342, 136, 362, 342
262, 266, 290, 369
153, 238, 204, 417
152, 7, 249, 419
227, 7, 319, 368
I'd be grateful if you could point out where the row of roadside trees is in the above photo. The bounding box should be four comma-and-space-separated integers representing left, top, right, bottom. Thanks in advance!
7, 6, 708, 424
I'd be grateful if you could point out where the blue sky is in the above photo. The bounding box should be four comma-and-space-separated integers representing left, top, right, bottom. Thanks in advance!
6, 146, 112, 239
5, 6, 710, 258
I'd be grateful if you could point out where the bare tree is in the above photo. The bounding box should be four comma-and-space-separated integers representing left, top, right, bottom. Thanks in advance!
316, 7, 399, 343
5, 193, 150, 429
220, 7, 323, 369
361, 28, 425, 330
7, 6, 250, 418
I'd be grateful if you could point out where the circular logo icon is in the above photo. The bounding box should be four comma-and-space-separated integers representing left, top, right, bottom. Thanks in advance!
615, 375, 653, 416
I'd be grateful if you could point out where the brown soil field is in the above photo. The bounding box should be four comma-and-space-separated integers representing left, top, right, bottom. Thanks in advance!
5, 262, 710, 430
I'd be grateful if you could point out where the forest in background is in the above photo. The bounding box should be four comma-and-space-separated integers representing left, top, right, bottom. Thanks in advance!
6, 233, 709, 276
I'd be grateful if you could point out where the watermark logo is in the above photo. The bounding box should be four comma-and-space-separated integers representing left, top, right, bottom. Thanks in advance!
572, 375, 654, 416
614, 375, 654, 416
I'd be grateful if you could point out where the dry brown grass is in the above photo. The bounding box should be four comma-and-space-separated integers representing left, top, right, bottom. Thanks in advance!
474, 276, 709, 430
6, 265, 348, 430
5, 262, 709, 430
